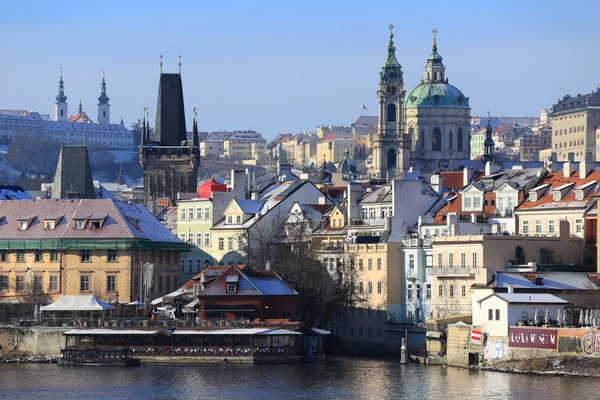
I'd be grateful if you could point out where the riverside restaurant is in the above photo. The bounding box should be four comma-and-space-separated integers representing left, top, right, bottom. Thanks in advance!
62, 327, 329, 363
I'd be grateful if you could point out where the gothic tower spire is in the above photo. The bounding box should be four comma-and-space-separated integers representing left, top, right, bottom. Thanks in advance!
55, 68, 68, 122
192, 107, 199, 149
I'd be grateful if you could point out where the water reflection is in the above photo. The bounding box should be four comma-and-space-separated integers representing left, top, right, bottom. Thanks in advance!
0, 358, 595, 400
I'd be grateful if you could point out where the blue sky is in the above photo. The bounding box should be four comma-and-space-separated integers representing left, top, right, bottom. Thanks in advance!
0, 1, 598, 139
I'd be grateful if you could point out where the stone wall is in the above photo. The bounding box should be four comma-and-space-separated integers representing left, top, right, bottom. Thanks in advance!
0, 327, 67, 356
446, 324, 482, 367
483, 327, 600, 364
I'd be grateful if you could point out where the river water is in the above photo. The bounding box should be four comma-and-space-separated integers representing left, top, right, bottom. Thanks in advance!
0, 357, 595, 399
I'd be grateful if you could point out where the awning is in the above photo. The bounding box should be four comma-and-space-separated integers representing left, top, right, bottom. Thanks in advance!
40, 295, 115, 311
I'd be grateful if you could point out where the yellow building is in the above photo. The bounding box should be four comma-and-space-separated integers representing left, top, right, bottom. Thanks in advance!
316, 132, 355, 164
222, 131, 267, 162
334, 242, 402, 350
0, 199, 188, 304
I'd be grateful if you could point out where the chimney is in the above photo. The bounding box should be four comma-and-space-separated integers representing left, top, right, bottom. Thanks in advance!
579, 160, 593, 180
431, 174, 442, 196
507, 285, 514, 294
230, 169, 246, 199
563, 160, 578, 178
347, 181, 363, 221
485, 161, 500, 176
471, 213, 477, 224
463, 166, 475, 187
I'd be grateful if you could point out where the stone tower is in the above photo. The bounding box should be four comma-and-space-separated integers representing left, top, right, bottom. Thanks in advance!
54, 70, 68, 122
52, 143, 95, 200
484, 112, 495, 162
97, 72, 110, 124
371, 25, 409, 177
139, 61, 200, 207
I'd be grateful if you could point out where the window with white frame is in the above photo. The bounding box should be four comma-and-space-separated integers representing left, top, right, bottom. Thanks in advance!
407, 284, 413, 299
449, 284, 454, 297
548, 220, 555, 234
180, 208, 186, 220
437, 253, 442, 267
461, 285, 466, 297
204, 207, 210, 220
377, 281, 382, 294
204, 233, 210, 246
576, 219, 583, 234
218, 238, 224, 251
196, 233, 202, 246
464, 196, 472, 208
474, 196, 481, 208
523, 220, 529, 234
472, 252, 477, 267
535, 220, 542, 234
460, 253, 466, 268
367, 281, 372, 294
448, 253, 454, 268
409, 254, 415, 269
426, 284, 431, 299
187, 208, 193, 220
438, 284, 443, 296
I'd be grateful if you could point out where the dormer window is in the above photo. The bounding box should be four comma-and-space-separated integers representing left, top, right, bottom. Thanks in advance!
553, 191, 561, 201
17, 216, 35, 231
227, 216, 233, 224
226, 275, 239, 293
73, 214, 90, 229
575, 190, 584, 201
236, 215, 242, 224
89, 214, 107, 229
529, 192, 537, 202
45, 220, 55, 230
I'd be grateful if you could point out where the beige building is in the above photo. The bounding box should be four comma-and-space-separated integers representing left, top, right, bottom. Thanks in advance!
429, 220, 583, 318
507, 136, 540, 161
338, 242, 402, 349
0, 199, 187, 304
551, 89, 600, 161
223, 131, 267, 162
316, 132, 355, 164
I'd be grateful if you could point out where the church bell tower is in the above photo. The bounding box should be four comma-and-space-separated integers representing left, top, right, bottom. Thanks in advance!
371, 25, 409, 177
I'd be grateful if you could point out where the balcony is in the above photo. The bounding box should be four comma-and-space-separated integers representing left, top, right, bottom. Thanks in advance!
426, 265, 478, 276
402, 238, 433, 248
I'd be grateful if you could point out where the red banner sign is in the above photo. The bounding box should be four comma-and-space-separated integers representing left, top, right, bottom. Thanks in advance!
471, 330, 482, 344
509, 327, 558, 349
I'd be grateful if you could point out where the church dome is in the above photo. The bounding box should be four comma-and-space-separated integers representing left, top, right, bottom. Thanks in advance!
405, 82, 469, 109
337, 149, 357, 174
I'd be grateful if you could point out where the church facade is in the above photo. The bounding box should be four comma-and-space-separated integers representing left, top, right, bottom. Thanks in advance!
371, 28, 471, 176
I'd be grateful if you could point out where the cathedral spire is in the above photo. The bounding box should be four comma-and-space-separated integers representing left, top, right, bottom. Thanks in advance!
141, 107, 147, 147
98, 70, 109, 105
383, 24, 400, 68
56, 68, 67, 104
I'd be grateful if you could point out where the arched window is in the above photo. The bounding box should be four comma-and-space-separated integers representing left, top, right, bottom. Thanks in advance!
421, 130, 425, 149
60, 110, 64, 116
432, 128, 442, 151
387, 104, 396, 123
449, 130, 453, 150
427, 72, 431, 81
457, 128, 463, 151
103, 111, 106, 118
387, 148, 396, 170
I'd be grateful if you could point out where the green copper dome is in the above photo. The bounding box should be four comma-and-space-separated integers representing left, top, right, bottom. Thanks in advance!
405, 82, 469, 109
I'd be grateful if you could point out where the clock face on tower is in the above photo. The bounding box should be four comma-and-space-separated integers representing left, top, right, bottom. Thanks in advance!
387, 70, 397, 81
385, 84, 398, 96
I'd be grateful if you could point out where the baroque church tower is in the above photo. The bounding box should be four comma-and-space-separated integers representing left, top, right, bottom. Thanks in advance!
139, 56, 200, 207
97, 71, 110, 124
371, 25, 410, 176
54, 69, 68, 122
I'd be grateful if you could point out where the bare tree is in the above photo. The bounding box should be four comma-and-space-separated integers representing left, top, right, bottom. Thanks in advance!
7, 132, 60, 176
238, 209, 365, 327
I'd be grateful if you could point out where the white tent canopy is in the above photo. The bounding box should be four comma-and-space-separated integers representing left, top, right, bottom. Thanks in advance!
40, 295, 116, 312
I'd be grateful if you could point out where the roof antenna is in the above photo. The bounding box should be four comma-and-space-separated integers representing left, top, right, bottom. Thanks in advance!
160, 55, 163, 74
178, 55, 182, 74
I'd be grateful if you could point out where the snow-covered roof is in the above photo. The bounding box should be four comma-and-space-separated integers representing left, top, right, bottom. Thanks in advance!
492, 293, 569, 304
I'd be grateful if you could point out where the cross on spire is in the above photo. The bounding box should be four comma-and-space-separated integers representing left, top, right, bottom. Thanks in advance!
432, 28, 437, 46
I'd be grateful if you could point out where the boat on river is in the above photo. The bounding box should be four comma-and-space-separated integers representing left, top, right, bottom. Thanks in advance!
59, 347, 140, 367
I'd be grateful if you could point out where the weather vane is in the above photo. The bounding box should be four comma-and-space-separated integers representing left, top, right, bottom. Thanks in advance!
432, 28, 437, 46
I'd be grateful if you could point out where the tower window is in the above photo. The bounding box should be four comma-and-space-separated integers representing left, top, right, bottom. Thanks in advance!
60, 110, 64, 116
386, 103, 396, 123
457, 128, 463, 151
103, 111, 106, 117
432, 128, 442, 151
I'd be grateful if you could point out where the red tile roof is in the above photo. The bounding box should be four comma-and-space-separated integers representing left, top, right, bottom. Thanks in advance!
517, 170, 600, 211
440, 172, 464, 191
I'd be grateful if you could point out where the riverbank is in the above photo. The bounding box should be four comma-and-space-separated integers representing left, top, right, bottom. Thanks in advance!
481, 356, 600, 377
0, 350, 58, 364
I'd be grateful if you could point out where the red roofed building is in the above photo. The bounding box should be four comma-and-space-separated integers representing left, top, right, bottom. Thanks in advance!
197, 178, 227, 199
194, 265, 298, 321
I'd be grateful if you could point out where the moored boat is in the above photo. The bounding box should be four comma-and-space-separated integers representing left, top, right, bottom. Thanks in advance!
59, 347, 140, 367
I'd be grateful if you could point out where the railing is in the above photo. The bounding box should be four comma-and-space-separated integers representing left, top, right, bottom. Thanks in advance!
10, 317, 249, 329
131, 346, 254, 357
427, 265, 478, 276
408, 344, 429, 359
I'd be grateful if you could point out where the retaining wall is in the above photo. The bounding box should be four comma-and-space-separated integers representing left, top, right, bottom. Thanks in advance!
0, 326, 67, 356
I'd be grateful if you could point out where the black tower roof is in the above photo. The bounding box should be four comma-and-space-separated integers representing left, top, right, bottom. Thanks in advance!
51, 145, 96, 200
154, 73, 187, 146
